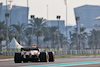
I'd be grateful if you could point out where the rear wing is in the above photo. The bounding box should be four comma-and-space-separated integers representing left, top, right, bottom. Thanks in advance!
21, 48, 38, 51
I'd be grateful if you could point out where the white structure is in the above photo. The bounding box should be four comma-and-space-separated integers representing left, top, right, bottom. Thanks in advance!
74, 5, 100, 32
0, 3, 29, 25
8, 38, 23, 49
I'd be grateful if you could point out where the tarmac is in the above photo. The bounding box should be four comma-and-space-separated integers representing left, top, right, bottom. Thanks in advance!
0, 57, 100, 67
59, 64, 100, 67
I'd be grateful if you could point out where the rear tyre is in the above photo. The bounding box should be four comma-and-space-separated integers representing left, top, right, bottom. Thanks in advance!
39, 52, 48, 62
48, 52, 54, 62
14, 53, 22, 63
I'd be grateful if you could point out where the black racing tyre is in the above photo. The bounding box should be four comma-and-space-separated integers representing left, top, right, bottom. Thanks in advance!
48, 52, 54, 62
14, 53, 22, 63
39, 52, 48, 62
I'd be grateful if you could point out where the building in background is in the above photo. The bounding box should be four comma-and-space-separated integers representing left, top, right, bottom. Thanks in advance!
0, 3, 29, 25
0, 3, 2, 20
74, 5, 100, 32
66, 26, 75, 39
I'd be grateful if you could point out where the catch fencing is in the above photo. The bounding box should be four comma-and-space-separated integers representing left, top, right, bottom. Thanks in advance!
1, 50, 100, 56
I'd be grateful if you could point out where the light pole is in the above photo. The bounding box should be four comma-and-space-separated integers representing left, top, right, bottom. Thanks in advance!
30, 15, 35, 46
5, 13, 9, 51
8, 0, 12, 25
76, 17, 80, 50
47, 5, 48, 20
92, 29, 95, 49
64, 0, 68, 50
56, 16, 61, 50
64, 0, 68, 37
6, 0, 7, 13
30, 15, 35, 36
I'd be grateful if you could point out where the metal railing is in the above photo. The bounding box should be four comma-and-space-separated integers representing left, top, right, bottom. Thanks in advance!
1, 50, 100, 56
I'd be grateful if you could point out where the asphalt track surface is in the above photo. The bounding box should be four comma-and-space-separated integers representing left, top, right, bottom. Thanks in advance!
59, 64, 100, 67
0, 58, 100, 67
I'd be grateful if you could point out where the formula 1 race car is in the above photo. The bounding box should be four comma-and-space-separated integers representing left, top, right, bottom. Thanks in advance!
14, 47, 54, 63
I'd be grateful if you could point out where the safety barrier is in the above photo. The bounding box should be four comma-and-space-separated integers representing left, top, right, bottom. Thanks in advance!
1, 50, 100, 56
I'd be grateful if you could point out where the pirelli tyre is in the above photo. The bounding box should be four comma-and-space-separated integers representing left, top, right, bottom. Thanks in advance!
39, 52, 48, 62
14, 53, 22, 63
48, 52, 54, 62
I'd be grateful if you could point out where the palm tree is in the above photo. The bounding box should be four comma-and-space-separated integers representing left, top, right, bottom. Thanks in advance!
43, 26, 58, 48
0, 21, 6, 51
10, 21, 26, 44
88, 29, 100, 49
30, 18, 46, 47
42, 27, 50, 45
59, 33, 67, 48
70, 32, 77, 49
35, 29, 43, 47
0, 21, 6, 40
33, 18, 46, 29
79, 27, 87, 49
24, 27, 33, 46
70, 27, 87, 50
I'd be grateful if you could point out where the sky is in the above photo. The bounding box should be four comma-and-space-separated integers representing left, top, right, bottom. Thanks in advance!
0, 0, 100, 26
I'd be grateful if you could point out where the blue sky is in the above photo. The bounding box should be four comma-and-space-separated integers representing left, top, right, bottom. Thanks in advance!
0, 0, 100, 26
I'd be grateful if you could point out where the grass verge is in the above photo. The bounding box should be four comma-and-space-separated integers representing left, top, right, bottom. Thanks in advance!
0, 56, 14, 59
55, 54, 100, 58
